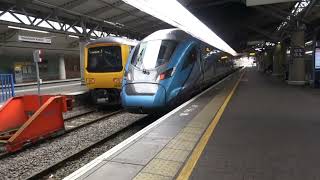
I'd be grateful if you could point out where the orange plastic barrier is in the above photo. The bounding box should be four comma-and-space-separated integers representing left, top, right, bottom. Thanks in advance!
0, 95, 69, 152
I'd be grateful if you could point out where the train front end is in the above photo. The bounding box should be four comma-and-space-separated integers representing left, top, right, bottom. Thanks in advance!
84, 43, 125, 104
121, 38, 178, 113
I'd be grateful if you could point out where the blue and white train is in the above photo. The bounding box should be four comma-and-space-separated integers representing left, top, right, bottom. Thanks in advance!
121, 28, 235, 113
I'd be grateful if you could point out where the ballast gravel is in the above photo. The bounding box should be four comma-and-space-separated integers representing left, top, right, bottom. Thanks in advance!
0, 112, 145, 180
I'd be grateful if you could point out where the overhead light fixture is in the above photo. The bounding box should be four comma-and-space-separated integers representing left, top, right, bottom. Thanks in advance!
122, 0, 237, 56
221, 56, 228, 59
8, 25, 49, 34
305, 50, 313, 55
305, 41, 313, 46
286, 50, 290, 55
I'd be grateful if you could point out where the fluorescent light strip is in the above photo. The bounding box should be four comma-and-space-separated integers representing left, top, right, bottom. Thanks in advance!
122, 0, 237, 56
305, 41, 313, 45
305, 50, 313, 54
8, 25, 49, 34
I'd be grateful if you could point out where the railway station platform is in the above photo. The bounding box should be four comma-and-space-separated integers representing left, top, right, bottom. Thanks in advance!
14, 79, 87, 96
64, 67, 320, 180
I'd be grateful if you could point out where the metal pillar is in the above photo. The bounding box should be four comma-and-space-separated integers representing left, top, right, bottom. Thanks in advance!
288, 30, 305, 85
272, 42, 286, 76
59, 54, 66, 80
79, 38, 87, 85
263, 50, 273, 73
272, 43, 281, 76
257, 54, 265, 72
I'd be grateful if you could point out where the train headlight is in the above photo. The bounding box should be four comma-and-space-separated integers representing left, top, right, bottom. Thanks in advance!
113, 78, 122, 87
159, 67, 176, 81
86, 78, 95, 84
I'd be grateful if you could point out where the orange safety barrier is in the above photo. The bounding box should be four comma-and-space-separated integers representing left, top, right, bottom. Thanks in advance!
0, 95, 71, 152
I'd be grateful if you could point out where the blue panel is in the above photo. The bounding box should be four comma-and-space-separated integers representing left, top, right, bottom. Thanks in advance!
121, 83, 166, 109
0, 74, 15, 103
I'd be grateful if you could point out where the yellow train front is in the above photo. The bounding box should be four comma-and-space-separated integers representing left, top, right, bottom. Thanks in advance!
84, 37, 137, 104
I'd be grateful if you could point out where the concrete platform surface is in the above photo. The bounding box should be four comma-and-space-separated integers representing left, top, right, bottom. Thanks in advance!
190, 68, 320, 180
14, 80, 87, 96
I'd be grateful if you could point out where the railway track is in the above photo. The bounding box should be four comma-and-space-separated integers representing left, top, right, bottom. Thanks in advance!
0, 108, 123, 160
64, 110, 124, 133
26, 114, 156, 180
64, 109, 96, 121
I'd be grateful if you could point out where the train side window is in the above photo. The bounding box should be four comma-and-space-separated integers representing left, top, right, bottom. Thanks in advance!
182, 47, 197, 70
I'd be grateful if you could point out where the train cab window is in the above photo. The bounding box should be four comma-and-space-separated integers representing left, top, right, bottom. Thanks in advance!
87, 46, 122, 73
182, 47, 197, 70
131, 40, 177, 70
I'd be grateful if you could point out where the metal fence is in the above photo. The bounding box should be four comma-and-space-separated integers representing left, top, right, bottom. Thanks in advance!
0, 74, 15, 103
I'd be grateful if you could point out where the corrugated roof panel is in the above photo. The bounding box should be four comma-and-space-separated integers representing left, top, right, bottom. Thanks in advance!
44, 0, 69, 6
72, 0, 106, 13
117, 3, 135, 11
117, 15, 140, 24
100, 8, 124, 19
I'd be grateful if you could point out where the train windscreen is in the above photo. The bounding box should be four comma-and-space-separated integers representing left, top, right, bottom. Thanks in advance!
87, 46, 122, 72
131, 40, 177, 70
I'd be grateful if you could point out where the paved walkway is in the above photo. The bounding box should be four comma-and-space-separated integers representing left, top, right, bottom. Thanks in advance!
191, 68, 320, 180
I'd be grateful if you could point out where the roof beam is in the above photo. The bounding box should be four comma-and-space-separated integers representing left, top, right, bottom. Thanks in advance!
302, 0, 318, 18
267, 5, 309, 23
0, 5, 16, 17
32, 0, 143, 36
0, 0, 145, 39
60, 0, 89, 10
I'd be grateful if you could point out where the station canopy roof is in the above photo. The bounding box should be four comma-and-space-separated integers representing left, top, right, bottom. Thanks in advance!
0, 0, 319, 52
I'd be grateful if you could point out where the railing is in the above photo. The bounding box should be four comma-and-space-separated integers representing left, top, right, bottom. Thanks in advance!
0, 74, 15, 103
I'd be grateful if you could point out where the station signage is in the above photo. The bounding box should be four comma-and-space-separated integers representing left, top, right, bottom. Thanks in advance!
18, 35, 51, 44
292, 47, 305, 58
315, 48, 320, 69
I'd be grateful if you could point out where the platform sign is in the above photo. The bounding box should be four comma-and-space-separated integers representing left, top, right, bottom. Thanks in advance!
292, 47, 305, 58
315, 48, 320, 69
18, 35, 51, 44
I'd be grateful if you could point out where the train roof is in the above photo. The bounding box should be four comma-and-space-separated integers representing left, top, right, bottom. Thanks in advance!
87, 37, 139, 47
143, 28, 229, 55
142, 28, 192, 42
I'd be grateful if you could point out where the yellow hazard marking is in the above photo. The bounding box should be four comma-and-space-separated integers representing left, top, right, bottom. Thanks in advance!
176, 71, 245, 180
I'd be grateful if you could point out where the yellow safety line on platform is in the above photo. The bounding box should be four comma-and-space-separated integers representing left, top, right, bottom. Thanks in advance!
176, 71, 245, 180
